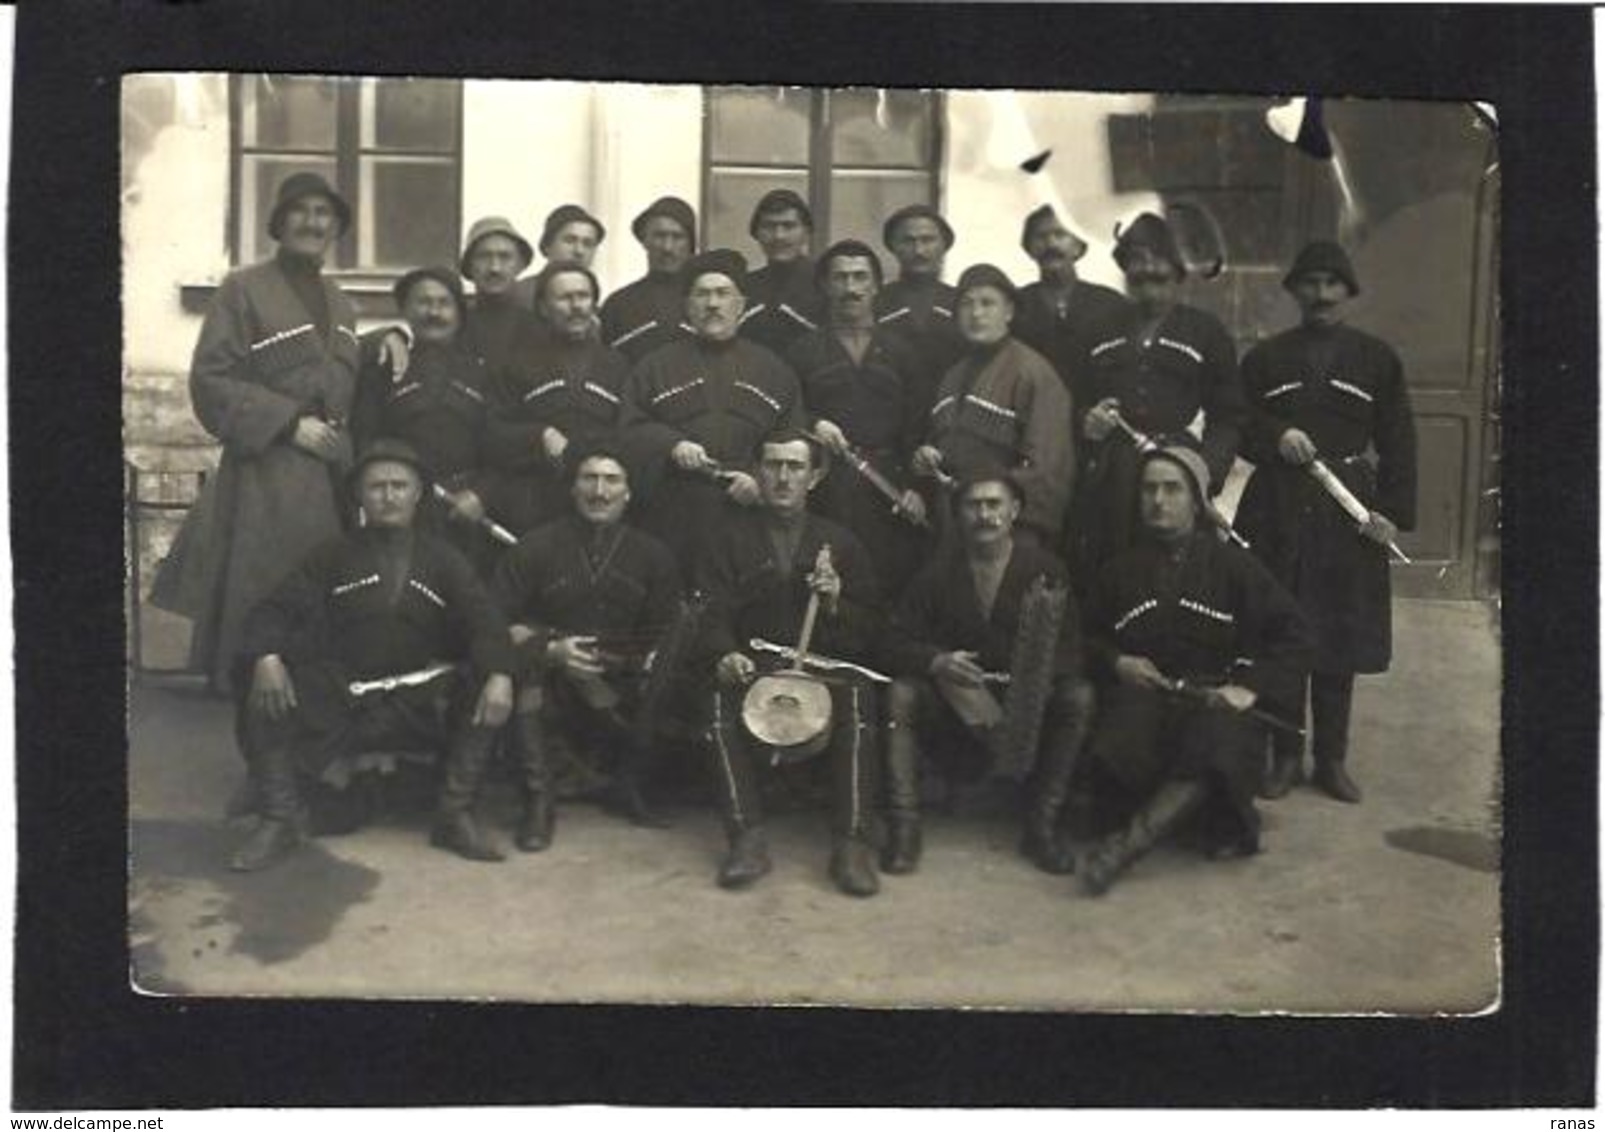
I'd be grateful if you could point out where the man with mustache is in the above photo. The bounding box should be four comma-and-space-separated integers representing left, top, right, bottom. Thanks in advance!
227, 440, 516, 871
695, 431, 884, 896
737, 189, 825, 357
885, 470, 1093, 877
787, 239, 931, 591
1234, 242, 1418, 803
1077, 447, 1312, 895
485, 263, 631, 536
619, 248, 807, 569
600, 196, 698, 364
491, 444, 682, 850
152, 172, 361, 692
875, 204, 968, 421
1072, 212, 1247, 582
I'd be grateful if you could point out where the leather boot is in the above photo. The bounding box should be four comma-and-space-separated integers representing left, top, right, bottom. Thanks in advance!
830, 836, 880, 897
1260, 748, 1303, 800
881, 723, 923, 874
511, 712, 556, 851
603, 727, 671, 829
1312, 757, 1362, 804
1019, 693, 1089, 875
1080, 779, 1206, 896
228, 745, 306, 872
431, 727, 505, 862
717, 826, 772, 889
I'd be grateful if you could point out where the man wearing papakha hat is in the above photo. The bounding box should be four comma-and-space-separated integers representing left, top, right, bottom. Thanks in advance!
1076, 445, 1313, 896
737, 189, 826, 357
618, 247, 807, 569
911, 263, 1075, 547
1234, 241, 1418, 804
1071, 211, 1247, 584
484, 262, 632, 537
875, 203, 968, 414
787, 238, 933, 592
351, 267, 496, 567
152, 172, 362, 693
1011, 204, 1130, 412
599, 195, 699, 364
225, 439, 517, 871
884, 467, 1094, 878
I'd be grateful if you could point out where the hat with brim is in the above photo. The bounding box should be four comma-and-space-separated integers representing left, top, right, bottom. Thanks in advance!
1283, 240, 1360, 296
955, 263, 1018, 304
681, 248, 748, 295
267, 172, 352, 241
348, 438, 433, 498
392, 266, 468, 320
539, 204, 607, 256
882, 204, 955, 252
459, 216, 535, 277
1113, 212, 1186, 279
1140, 445, 1229, 531
1020, 204, 1088, 261
632, 196, 697, 246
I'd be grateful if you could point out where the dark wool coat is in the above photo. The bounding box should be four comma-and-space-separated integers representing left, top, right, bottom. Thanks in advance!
739, 260, 826, 358
599, 273, 693, 364
1234, 322, 1418, 673
461, 293, 551, 387
875, 278, 967, 420
1010, 278, 1130, 411
151, 256, 361, 689
352, 338, 492, 496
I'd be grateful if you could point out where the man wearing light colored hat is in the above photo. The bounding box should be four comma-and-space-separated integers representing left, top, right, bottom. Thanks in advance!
599, 195, 699, 364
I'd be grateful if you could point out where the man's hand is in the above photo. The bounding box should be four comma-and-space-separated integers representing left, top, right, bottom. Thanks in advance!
1083, 397, 1122, 442
806, 554, 842, 600
547, 635, 606, 676
671, 440, 712, 471
895, 489, 928, 526
472, 673, 514, 728
725, 471, 761, 506
911, 445, 945, 478
1209, 683, 1259, 713
1359, 511, 1399, 547
813, 419, 849, 455
377, 328, 411, 380
930, 650, 987, 689
1114, 653, 1169, 690
542, 427, 569, 463
291, 416, 343, 462
444, 489, 486, 525
1277, 428, 1318, 466
717, 651, 757, 687
509, 623, 536, 646
248, 654, 298, 721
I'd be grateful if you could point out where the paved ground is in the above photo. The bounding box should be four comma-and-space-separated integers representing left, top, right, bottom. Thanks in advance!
128, 599, 1500, 1013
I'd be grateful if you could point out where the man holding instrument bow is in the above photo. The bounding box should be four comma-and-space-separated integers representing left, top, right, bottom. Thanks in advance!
1235, 242, 1418, 803
491, 444, 683, 849
696, 431, 885, 896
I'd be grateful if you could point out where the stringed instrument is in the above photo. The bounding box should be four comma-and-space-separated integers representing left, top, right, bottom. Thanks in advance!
741, 545, 835, 764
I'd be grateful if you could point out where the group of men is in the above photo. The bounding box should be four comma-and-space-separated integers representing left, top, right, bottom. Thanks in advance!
153, 168, 1418, 899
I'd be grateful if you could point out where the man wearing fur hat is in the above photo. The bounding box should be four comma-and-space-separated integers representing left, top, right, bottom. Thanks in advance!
1077, 446, 1312, 895
875, 204, 968, 417
152, 172, 362, 692
1072, 212, 1246, 582
738, 189, 825, 357
911, 263, 1075, 546
619, 248, 807, 569
600, 195, 699, 363
1235, 242, 1418, 803
226, 439, 516, 871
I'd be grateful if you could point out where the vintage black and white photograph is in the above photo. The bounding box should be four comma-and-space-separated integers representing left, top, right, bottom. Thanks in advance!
121, 74, 1502, 1013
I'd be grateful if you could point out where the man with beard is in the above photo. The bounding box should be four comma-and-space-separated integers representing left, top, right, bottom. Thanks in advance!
619, 248, 807, 569
885, 471, 1093, 877
1011, 204, 1130, 411
911, 264, 1074, 548
152, 172, 361, 692
875, 204, 967, 418
738, 189, 825, 357
1078, 447, 1312, 895
485, 263, 631, 536
1235, 242, 1417, 803
600, 196, 698, 363
227, 440, 516, 871
491, 445, 682, 850
696, 431, 884, 896
1072, 212, 1246, 581
788, 239, 932, 591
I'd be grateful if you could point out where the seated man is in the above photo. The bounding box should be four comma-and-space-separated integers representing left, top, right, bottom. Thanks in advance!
696, 431, 884, 896
1079, 445, 1313, 896
886, 470, 1093, 877
228, 439, 516, 872
490, 444, 684, 851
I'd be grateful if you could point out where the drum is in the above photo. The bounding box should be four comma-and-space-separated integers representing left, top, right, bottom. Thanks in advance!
741, 669, 832, 764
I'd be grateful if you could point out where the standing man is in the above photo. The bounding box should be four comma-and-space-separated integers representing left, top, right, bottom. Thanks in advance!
600, 195, 698, 363
513, 204, 608, 313
152, 172, 361, 692
886, 470, 1093, 877
1073, 212, 1246, 581
788, 239, 932, 591
696, 431, 884, 896
738, 189, 825, 357
1078, 447, 1312, 895
227, 440, 516, 871
486, 263, 631, 536
911, 264, 1075, 548
619, 248, 807, 570
1235, 242, 1418, 803
876, 203, 968, 416
1011, 204, 1130, 411
491, 444, 683, 850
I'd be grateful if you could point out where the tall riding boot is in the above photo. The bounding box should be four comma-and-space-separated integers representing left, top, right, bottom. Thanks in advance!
881, 720, 923, 875
1260, 675, 1307, 800
430, 726, 506, 862
829, 685, 880, 897
710, 690, 770, 889
510, 710, 556, 851
1020, 686, 1092, 875
1309, 672, 1360, 803
604, 720, 671, 829
1080, 779, 1207, 896
229, 744, 307, 872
